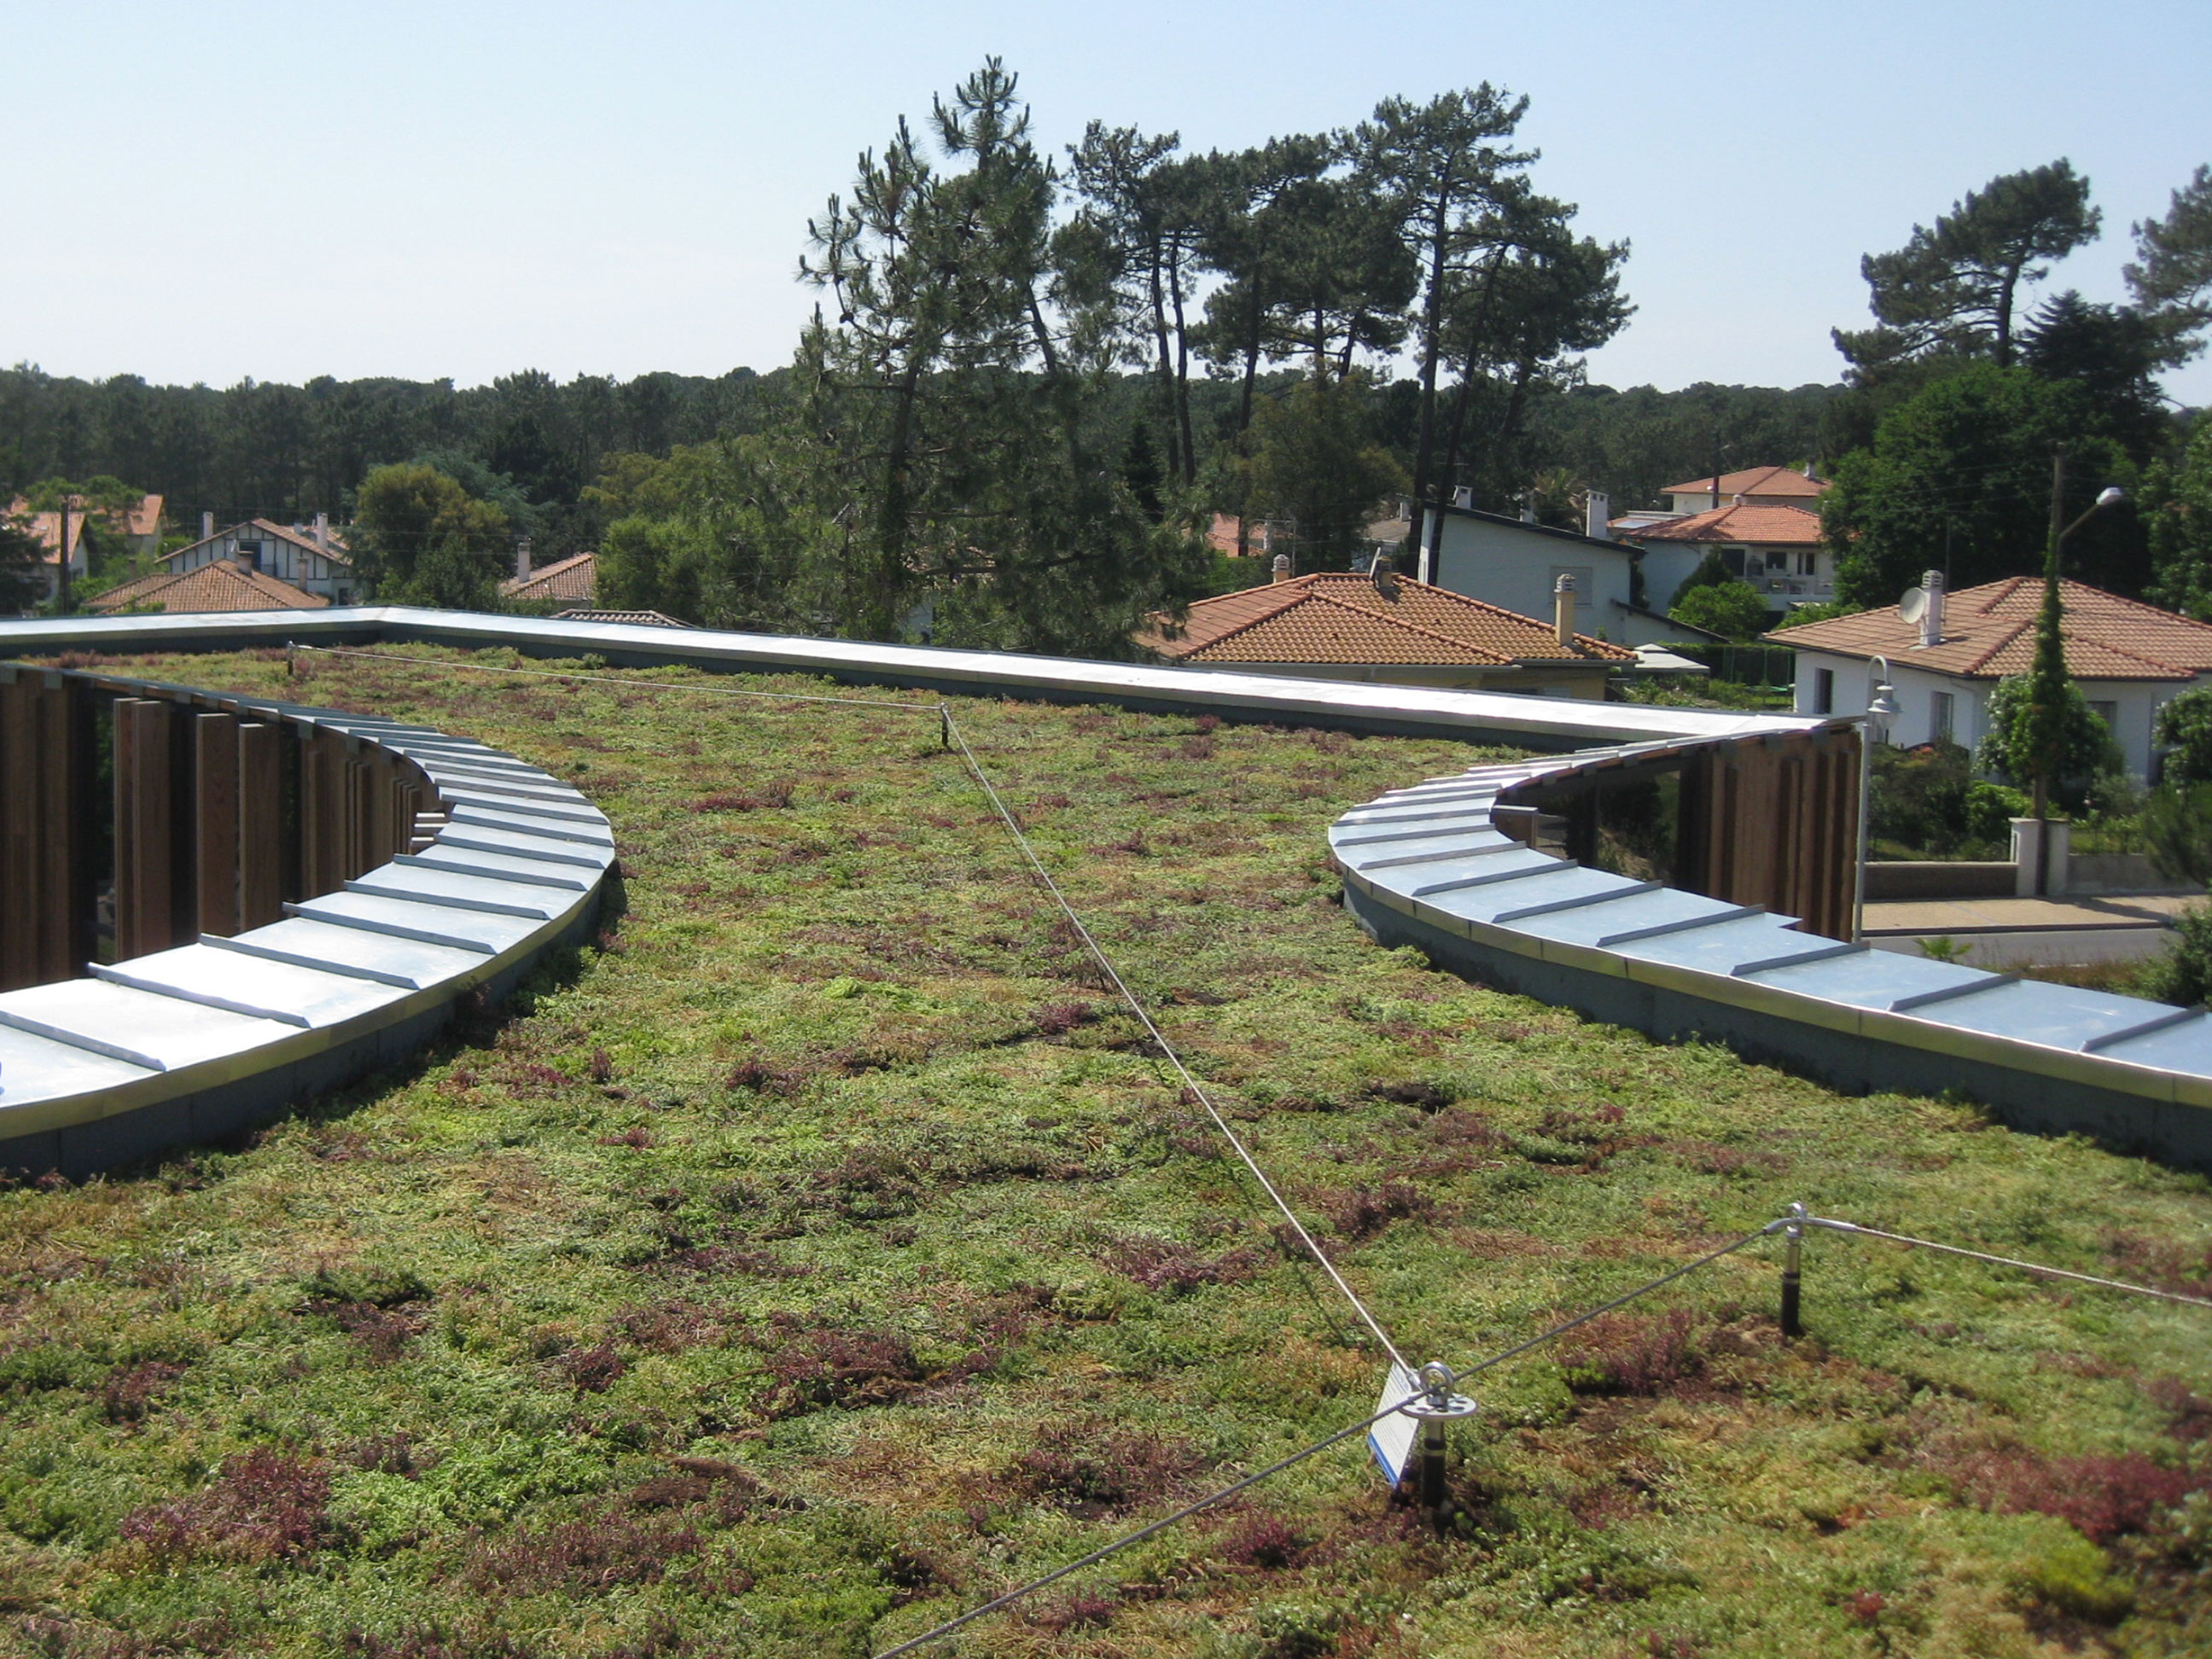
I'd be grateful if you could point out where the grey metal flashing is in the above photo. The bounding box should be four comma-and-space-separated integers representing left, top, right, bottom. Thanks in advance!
2084, 1005, 2208, 1053
1595, 905, 1767, 948
1493, 881, 1662, 924
1732, 941, 1868, 977
200, 932, 425, 990
1889, 974, 2024, 1013
1330, 740, 2212, 1170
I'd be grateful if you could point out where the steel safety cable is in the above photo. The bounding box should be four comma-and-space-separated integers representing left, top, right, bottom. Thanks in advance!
941, 707, 1414, 1373
292, 643, 1414, 1368
1803, 1216, 2212, 1309
872, 1219, 1788, 1657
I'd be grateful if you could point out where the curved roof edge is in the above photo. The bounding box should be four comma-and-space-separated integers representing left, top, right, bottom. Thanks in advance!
1330, 748, 2212, 1169
0, 667, 614, 1177
0, 607, 1822, 752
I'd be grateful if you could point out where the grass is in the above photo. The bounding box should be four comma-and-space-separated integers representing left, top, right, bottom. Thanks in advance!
2, 643, 2209, 1659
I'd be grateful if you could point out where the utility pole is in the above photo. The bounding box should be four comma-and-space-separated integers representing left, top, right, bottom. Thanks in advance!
55, 495, 75, 614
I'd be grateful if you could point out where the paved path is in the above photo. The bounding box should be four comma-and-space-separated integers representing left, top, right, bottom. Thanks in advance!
1864, 893, 2197, 936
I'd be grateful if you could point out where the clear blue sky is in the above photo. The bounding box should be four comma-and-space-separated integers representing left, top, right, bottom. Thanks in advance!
5, 0, 2207, 404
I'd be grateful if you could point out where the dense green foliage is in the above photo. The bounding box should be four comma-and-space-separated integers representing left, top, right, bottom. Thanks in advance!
3, 644, 2207, 1659
351, 464, 513, 609
1666, 579, 1767, 641
1975, 671, 2122, 815
2154, 684, 2212, 785
2142, 899, 2212, 1006
2143, 783, 2212, 889
2144, 412, 2212, 619
1822, 365, 2144, 606
1867, 742, 2030, 859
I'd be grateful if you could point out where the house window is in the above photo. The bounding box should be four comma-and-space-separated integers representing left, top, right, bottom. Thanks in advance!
1796, 550, 1818, 577
1931, 690, 1954, 745
1765, 549, 1788, 573
1813, 667, 1835, 715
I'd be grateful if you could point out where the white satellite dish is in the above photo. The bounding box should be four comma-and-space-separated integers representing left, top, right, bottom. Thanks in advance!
1899, 587, 1929, 626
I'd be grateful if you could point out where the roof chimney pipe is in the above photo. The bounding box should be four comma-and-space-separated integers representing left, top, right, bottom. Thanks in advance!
201, 510, 215, 541
1271, 553, 1291, 585
515, 538, 533, 582
1554, 573, 1577, 649
1585, 490, 1610, 542
313, 511, 329, 551
1920, 568, 1945, 648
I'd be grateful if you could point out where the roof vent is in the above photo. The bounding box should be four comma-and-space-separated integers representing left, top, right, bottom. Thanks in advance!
1371, 552, 1398, 597
1271, 553, 1291, 585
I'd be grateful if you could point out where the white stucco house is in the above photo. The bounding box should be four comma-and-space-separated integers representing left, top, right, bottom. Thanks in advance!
1414, 500, 1693, 649
159, 516, 357, 602
1767, 576, 2212, 782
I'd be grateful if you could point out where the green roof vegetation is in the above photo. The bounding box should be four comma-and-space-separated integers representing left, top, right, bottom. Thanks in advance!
4, 644, 2209, 1658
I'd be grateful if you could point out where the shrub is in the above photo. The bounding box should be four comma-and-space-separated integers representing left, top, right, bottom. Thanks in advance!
2141, 901, 2212, 1006
2154, 684, 2212, 785
2143, 784, 2212, 887
1100, 1237, 1265, 1294
1012, 1421, 1200, 1511
1668, 579, 1768, 642
1976, 673, 2123, 811
1953, 1448, 2208, 1544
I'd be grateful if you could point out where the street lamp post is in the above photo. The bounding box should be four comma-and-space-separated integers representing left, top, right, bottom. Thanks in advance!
2027, 472, 2128, 896
1852, 655, 1900, 944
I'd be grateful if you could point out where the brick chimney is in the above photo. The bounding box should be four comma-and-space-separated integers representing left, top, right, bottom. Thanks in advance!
1554, 573, 1577, 649
1585, 491, 1610, 542
1270, 553, 1291, 584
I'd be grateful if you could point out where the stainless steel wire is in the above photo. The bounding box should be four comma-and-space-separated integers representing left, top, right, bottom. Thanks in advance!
871, 1220, 1784, 1657
941, 708, 1412, 1371
1802, 1215, 2212, 1309
295, 643, 1416, 1368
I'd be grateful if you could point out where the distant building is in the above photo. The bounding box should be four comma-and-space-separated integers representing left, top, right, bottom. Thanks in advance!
1768, 576, 2212, 781
5, 493, 165, 600
160, 516, 355, 602
553, 608, 690, 629
1138, 561, 1636, 696
87, 556, 328, 616
1415, 500, 1692, 649
1659, 464, 1831, 517
1616, 501, 1830, 614
502, 550, 597, 608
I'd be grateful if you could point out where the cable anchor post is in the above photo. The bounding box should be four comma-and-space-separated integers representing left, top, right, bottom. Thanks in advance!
286, 640, 298, 680
1780, 1202, 1807, 1339
939, 705, 951, 752
1406, 1359, 1479, 1517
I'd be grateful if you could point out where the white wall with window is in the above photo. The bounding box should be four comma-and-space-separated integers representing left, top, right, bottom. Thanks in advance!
1787, 647, 2202, 780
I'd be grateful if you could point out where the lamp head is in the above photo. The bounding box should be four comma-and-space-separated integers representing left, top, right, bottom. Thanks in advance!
2096, 486, 2126, 510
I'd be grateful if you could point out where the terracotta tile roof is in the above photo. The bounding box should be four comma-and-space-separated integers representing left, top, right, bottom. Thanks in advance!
1661, 465, 1831, 500
6, 494, 161, 562
503, 551, 597, 603
157, 518, 352, 568
1620, 502, 1824, 546
85, 562, 329, 614
1765, 578, 2212, 682
1140, 572, 1637, 667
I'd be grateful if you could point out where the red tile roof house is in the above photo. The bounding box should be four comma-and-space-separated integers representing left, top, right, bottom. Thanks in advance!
4, 494, 165, 601
1612, 467, 1835, 615
500, 550, 597, 608
1767, 576, 2212, 782
159, 516, 357, 602
85, 558, 328, 616
1137, 562, 1635, 697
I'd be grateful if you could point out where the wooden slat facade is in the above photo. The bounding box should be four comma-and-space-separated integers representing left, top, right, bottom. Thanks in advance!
4, 666, 439, 986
